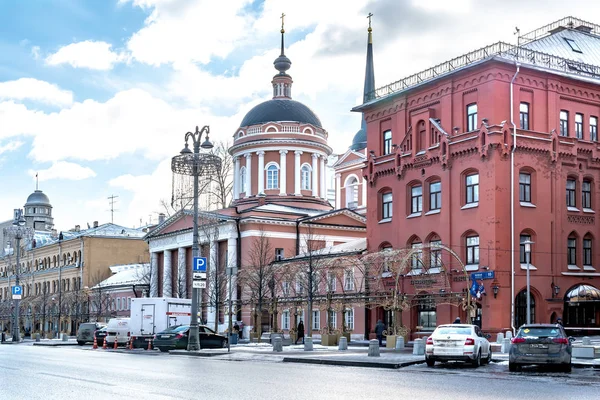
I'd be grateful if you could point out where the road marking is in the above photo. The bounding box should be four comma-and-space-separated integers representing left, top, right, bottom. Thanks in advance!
38, 372, 116, 386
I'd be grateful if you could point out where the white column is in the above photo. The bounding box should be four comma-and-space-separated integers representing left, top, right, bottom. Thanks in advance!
257, 151, 265, 195
362, 177, 368, 207
311, 153, 319, 197
233, 157, 240, 200
163, 250, 172, 298
150, 252, 159, 297
294, 151, 302, 195
177, 247, 187, 299
207, 241, 219, 327
335, 174, 341, 209
244, 153, 252, 197
227, 236, 238, 326
279, 150, 288, 195
320, 155, 326, 199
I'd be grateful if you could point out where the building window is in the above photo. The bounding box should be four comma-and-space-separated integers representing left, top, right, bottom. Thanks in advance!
345, 176, 359, 208
568, 238, 577, 265
575, 113, 583, 139
560, 110, 569, 137
266, 164, 279, 189
383, 130, 392, 155
465, 173, 479, 205
520, 234, 532, 264
583, 180, 592, 209
282, 281, 290, 297
430, 240, 442, 268
127, 297, 131, 310
565, 38, 583, 53
466, 235, 479, 265
239, 167, 246, 193
584, 238, 593, 266
519, 173, 531, 203
429, 181, 441, 211
344, 269, 355, 291
591, 116, 598, 142
328, 310, 337, 329
327, 272, 336, 292
117, 298, 121, 311
411, 242, 422, 269
411, 185, 423, 214
312, 310, 320, 331
301, 164, 311, 190
520, 103, 529, 130
467, 103, 478, 132
418, 296, 437, 331
382, 246, 393, 272
515, 290, 535, 327
381, 192, 393, 219
275, 248, 284, 261
345, 309, 354, 331
296, 280, 304, 296
566, 179, 576, 208
282, 310, 290, 330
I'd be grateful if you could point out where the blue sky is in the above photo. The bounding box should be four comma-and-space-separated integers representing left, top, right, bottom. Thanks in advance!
2, 0, 599, 231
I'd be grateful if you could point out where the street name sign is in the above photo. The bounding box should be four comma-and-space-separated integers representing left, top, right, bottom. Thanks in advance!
193, 272, 207, 280
192, 280, 207, 289
470, 271, 495, 281
193, 257, 207, 272
12, 285, 22, 300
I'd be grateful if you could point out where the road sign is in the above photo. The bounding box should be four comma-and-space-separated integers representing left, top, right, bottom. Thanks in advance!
193, 272, 207, 280
193, 257, 207, 272
470, 271, 495, 281
12, 285, 22, 300
192, 280, 206, 289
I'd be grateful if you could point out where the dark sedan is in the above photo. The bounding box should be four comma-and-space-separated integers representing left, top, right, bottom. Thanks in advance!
153, 325, 228, 352
94, 327, 108, 346
509, 324, 573, 372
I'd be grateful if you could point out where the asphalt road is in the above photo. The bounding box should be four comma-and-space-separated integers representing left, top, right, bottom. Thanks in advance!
2, 345, 600, 400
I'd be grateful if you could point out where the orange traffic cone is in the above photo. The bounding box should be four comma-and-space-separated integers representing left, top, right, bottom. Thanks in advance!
128, 336, 134, 350
93, 333, 98, 350
102, 335, 108, 349
147, 337, 153, 351
113, 335, 118, 350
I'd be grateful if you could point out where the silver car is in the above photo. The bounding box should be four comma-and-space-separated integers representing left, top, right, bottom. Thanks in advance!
509, 324, 573, 372
425, 324, 492, 367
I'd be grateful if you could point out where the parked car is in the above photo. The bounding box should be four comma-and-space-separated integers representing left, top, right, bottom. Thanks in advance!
77, 322, 106, 345
425, 324, 492, 367
95, 327, 108, 346
509, 324, 573, 372
105, 318, 131, 346
153, 325, 228, 352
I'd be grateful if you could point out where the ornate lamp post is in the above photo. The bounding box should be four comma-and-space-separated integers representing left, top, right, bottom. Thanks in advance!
171, 125, 221, 351
523, 239, 534, 324
3, 212, 34, 342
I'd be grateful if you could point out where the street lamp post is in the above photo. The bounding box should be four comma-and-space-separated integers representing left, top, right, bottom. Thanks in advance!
171, 125, 221, 351
3, 212, 33, 342
523, 239, 534, 325
227, 266, 233, 352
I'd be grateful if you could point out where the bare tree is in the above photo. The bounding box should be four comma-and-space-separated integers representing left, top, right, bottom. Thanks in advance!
88, 270, 113, 322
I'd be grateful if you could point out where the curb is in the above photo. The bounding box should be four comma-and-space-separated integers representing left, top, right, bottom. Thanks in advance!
33, 342, 79, 347
169, 350, 230, 357
282, 357, 425, 369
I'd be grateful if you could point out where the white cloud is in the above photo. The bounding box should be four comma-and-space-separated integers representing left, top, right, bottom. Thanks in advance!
45, 40, 127, 70
0, 78, 73, 106
28, 161, 97, 181
0, 140, 23, 155
31, 46, 41, 60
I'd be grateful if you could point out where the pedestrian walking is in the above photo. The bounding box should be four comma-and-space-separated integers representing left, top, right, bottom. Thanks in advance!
295, 320, 305, 344
556, 317, 563, 326
375, 320, 385, 347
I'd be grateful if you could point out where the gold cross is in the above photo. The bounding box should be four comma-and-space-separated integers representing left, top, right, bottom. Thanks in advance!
281, 12, 286, 31
367, 12, 373, 29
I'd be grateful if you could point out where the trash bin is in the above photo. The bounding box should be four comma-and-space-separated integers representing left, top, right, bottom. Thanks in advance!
230, 333, 238, 345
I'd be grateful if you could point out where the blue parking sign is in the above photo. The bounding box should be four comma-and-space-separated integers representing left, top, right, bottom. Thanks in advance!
193, 257, 207, 272
12, 286, 22, 299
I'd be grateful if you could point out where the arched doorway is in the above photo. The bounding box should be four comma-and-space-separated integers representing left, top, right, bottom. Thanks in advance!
515, 289, 535, 328
564, 284, 600, 329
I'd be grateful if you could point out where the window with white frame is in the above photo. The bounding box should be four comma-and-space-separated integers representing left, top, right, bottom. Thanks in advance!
282, 281, 290, 297
327, 272, 336, 292
575, 113, 584, 139
328, 310, 337, 329
466, 235, 480, 265
344, 269, 354, 291
591, 116, 598, 142
467, 103, 478, 131
117, 298, 121, 311
345, 309, 354, 331
266, 163, 279, 189
296, 279, 304, 295
121, 297, 126, 311
275, 248, 284, 261
240, 166, 247, 193
382, 191, 393, 219
282, 310, 290, 330
301, 164, 311, 190
430, 240, 442, 268
411, 242, 423, 269
127, 297, 131, 310
465, 173, 479, 204
312, 310, 320, 331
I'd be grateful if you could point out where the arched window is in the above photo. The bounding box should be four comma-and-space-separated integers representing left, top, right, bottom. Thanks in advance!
239, 166, 247, 193
266, 163, 279, 189
409, 236, 423, 269
301, 164, 311, 190
344, 175, 359, 208
515, 289, 535, 327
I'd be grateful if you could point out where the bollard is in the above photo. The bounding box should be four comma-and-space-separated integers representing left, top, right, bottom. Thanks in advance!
93, 333, 98, 350
583, 336, 591, 346
496, 332, 504, 343
272, 336, 283, 352
413, 338, 425, 355
338, 336, 348, 351
113, 336, 118, 350
395, 336, 405, 350
62, 333, 68, 342
505, 330, 513, 340
501, 338, 511, 354
35, 333, 40, 342
368, 339, 380, 357
304, 337, 314, 351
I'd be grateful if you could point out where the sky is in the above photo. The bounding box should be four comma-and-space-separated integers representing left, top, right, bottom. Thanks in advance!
2, 0, 600, 231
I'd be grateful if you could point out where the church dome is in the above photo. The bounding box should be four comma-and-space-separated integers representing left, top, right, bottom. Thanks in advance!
25, 190, 51, 207
240, 99, 323, 128
350, 128, 367, 151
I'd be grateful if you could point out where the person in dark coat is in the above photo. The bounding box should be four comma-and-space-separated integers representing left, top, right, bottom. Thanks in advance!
375, 320, 386, 346
453, 317, 461, 324
295, 320, 305, 344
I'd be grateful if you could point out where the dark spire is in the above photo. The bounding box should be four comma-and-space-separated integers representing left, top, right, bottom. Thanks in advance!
272, 13, 293, 99
363, 12, 375, 104
273, 12, 291, 74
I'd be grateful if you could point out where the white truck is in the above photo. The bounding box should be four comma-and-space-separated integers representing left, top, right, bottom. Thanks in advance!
129, 297, 192, 348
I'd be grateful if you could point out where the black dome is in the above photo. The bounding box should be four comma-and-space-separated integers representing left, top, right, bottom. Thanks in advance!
240, 99, 322, 128
350, 128, 367, 151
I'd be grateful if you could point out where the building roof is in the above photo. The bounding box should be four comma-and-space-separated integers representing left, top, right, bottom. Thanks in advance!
239, 99, 323, 128
287, 237, 367, 261
30, 223, 146, 250
92, 263, 149, 289
24, 190, 51, 207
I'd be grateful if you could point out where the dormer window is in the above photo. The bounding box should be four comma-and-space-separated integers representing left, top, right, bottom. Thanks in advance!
565, 38, 582, 53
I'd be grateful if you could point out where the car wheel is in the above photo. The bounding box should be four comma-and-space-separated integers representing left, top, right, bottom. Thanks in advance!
158, 347, 169, 353
471, 350, 481, 368
222, 340, 228, 348
77, 341, 85, 346
509, 362, 519, 372
426, 357, 435, 367
561, 363, 572, 373
484, 349, 492, 365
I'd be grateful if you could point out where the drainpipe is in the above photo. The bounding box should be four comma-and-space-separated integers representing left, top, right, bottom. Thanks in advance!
510, 62, 520, 336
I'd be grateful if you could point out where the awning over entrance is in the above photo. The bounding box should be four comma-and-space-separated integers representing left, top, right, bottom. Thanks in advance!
565, 284, 600, 303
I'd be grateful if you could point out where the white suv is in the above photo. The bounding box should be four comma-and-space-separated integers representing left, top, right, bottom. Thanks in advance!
425, 324, 492, 367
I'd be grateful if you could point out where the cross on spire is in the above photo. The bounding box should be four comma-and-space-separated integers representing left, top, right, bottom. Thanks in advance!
281, 12, 286, 32
367, 12, 373, 32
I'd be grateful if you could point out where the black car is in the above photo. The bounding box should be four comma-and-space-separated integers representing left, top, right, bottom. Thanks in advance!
153, 325, 228, 352
94, 327, 108, 346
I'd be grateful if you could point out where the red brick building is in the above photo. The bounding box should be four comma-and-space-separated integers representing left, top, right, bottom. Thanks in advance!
356, 17, 600, 337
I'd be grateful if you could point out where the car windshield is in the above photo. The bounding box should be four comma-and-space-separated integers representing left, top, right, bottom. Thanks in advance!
435, 327, 472, 335
517, 327, 562, 338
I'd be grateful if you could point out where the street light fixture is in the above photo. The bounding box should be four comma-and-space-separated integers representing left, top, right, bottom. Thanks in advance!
492, 284, 500, 299
3, 211, 34, 342
523, 239, 534, 325
171, 125, 221, 351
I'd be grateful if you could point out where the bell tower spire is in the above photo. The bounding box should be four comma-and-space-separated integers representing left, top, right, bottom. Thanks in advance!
272, 12, 293, 99
363, 12, 375, 103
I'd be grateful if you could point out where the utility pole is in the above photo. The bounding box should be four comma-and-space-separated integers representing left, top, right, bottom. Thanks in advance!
107, 195, 119, 224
